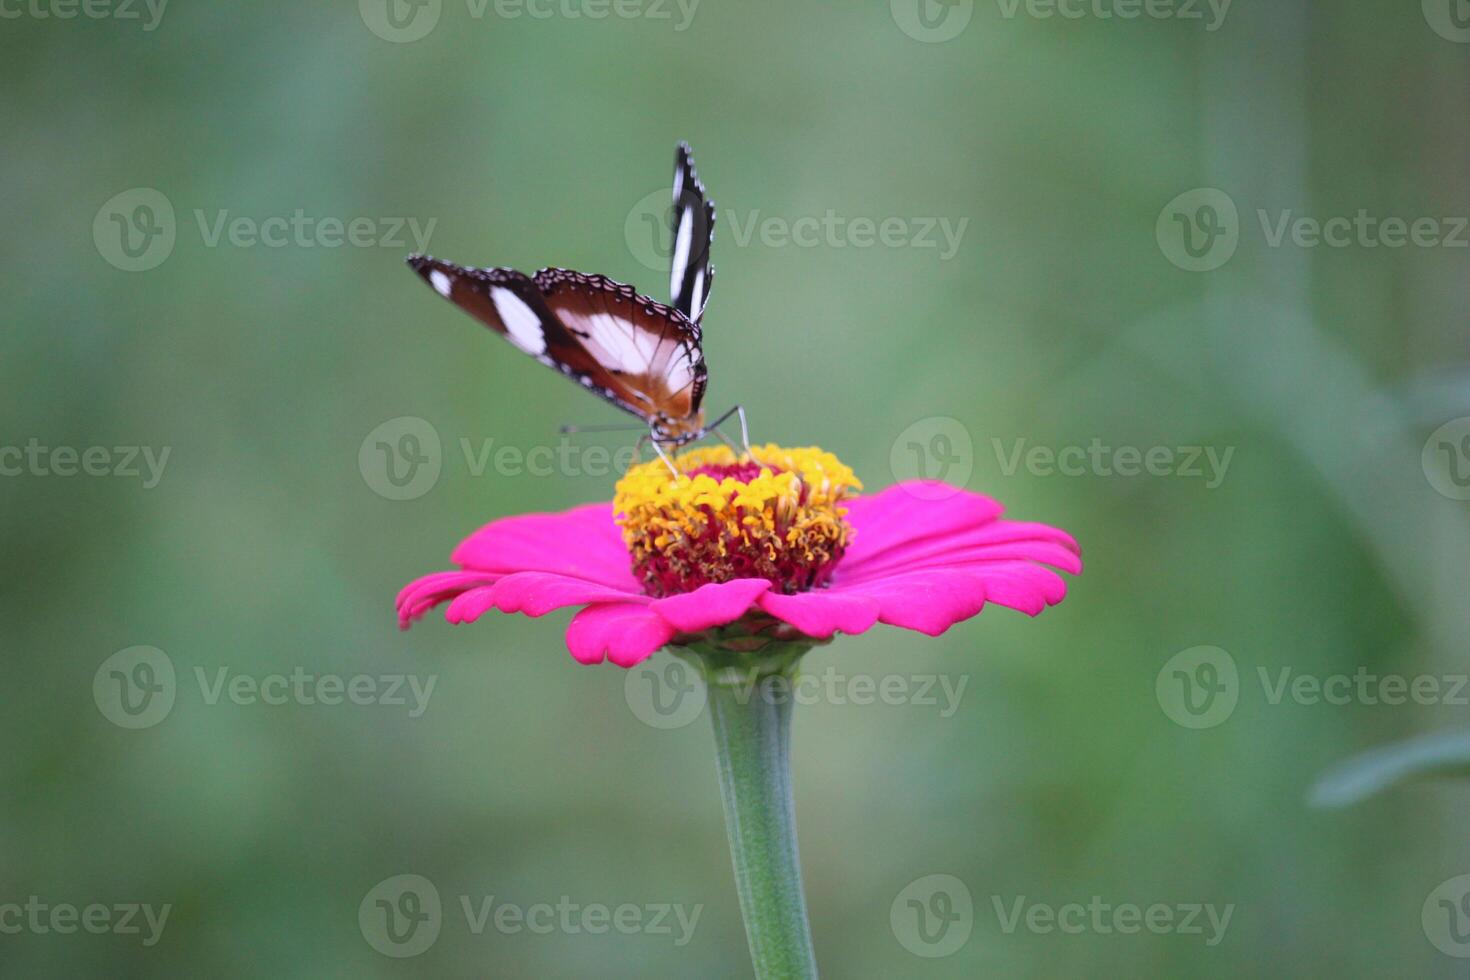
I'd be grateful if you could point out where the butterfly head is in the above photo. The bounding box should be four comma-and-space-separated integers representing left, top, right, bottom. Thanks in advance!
652, 409, 707, 446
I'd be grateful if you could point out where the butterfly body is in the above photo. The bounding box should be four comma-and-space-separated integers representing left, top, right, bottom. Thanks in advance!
408, 143, 719, 448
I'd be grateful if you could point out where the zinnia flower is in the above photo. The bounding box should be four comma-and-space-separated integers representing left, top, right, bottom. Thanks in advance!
396, 443, 1082, 666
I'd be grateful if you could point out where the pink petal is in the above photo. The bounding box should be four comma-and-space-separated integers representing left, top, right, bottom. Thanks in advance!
842, 484, 1006, 570
842, 536, 1082, 585
450, 502, 638, 589
483, 571, 646, 617
565, 603, 675, 667
827, 568, 991, 636
396, 570, 497, 629
651, 579, 771, 633
758, 589, 881, 639
445, 586, 499, 625
962, 561, 1070, 616
438, 572, 647, 624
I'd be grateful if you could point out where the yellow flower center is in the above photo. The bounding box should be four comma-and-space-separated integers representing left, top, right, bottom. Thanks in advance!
614, 444, 861, 597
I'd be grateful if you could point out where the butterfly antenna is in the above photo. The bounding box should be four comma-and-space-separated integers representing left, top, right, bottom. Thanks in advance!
559, 422, 648, 435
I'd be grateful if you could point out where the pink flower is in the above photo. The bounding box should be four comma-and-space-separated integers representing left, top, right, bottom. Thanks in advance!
397, 445, 1081, 667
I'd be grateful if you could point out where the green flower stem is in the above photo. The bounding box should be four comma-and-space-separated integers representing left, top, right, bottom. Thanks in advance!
683, 643, 818, 979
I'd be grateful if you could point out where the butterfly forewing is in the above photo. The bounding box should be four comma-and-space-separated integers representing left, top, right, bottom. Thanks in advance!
670, 142, 716, 322
407, 255, 706, 431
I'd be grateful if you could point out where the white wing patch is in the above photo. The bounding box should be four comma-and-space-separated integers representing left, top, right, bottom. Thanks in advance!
662, 344, 697, 395
581, 311, 661, 374
429, 270, 453, 297
490, 287, 547, 356
689, 267, 707, 321
669, 205, 693, 300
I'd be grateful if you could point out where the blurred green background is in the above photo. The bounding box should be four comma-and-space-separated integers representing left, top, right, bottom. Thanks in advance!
5, 0, 1470, 975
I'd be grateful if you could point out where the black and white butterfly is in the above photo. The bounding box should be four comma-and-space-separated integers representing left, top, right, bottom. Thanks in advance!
407, 142, 736, 447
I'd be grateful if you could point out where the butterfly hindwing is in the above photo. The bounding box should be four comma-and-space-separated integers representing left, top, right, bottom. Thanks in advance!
408, 255, 707, 428
533, 268, 707, 424
670, 141, 716, 322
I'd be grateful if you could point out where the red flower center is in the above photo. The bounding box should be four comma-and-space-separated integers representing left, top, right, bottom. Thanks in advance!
614, 446, 861, 599
684, 461, 770, 483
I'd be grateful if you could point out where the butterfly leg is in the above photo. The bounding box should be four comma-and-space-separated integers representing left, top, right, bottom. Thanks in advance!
702, 405, 752, 458
710, 426, 740, 453
647, 427, 680, 478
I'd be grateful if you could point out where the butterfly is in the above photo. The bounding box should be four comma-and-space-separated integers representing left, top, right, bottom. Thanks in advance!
407, 142, 742, 449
